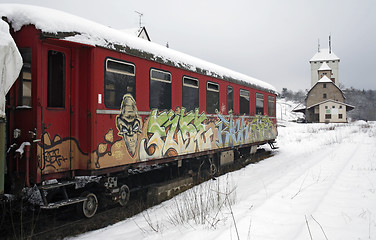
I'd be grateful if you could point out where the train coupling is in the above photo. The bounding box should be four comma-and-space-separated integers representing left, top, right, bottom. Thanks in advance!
268, 141, 279, 149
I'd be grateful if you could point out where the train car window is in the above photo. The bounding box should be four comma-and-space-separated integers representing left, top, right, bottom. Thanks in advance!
227, 86, 233, 114
104, 58, 136, 109
239, 89, 249, 115
47, 50, 65, 108
149, 68, 171, 110
268, 96, 276, 117
256, 93, 264, 115
18, 48, 32, 107
206, 82, 219, 114
182, 76, 199, 111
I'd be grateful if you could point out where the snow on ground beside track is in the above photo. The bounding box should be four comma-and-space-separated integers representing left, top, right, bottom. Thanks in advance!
276, 98, 304, 122
70, 121, 376, 240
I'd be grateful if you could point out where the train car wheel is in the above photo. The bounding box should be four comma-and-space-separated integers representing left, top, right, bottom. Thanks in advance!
209, 162, 217, 176
78, 191, 98, 218
119, 185, 130, 207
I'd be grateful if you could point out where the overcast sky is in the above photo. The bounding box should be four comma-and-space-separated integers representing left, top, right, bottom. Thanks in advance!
2, 0, 376, 92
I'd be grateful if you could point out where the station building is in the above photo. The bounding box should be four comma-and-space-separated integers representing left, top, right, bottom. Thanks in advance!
293, 40, 354, 123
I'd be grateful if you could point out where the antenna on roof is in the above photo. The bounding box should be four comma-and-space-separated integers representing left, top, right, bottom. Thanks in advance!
329, 34, 331, 54
135, 11, 144, 28
318, 38, 320, 52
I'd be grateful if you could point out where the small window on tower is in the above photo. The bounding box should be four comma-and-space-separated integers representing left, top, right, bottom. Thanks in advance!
323, 93, 327, 99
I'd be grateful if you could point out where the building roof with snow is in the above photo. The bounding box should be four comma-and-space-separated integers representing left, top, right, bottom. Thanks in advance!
310, 48, 340, 62
306, 77, 345, 102
0, 4, 276, 94
306, 99, 354, 111
318, 62, 331, 71
317, 75, 333, 83
121, 27, 151, 42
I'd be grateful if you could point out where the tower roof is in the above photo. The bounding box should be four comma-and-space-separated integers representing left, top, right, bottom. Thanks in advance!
310, 48, 339, 62
318, 62, 331, 71
317, 75, 332, 83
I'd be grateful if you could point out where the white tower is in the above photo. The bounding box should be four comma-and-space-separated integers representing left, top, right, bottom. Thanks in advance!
309, 36, 340, 87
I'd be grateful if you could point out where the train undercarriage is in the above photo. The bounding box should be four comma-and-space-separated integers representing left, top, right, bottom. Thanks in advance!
2, 142, 274, 219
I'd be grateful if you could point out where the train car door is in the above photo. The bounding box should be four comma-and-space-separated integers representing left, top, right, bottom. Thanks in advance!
41, 44, 72, 174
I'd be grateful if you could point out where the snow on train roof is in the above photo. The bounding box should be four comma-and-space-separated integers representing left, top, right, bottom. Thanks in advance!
0, 4, 276, 93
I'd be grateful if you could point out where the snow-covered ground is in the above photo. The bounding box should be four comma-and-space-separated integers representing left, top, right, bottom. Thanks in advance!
69, 102, 376, 240
276, 98, 304, 122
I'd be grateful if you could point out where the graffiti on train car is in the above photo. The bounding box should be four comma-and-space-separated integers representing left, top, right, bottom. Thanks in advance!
38, 132, 88, 173
249, 115, 276, 142
44, 94, 276, 171
116, 94, 142, 157
216, 113, 277, 148
139, 107, 214, 160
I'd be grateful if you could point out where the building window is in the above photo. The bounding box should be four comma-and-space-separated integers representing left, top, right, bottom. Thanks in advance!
268, 96, 275, 117
339, 105, 343, 109
105, 58, 136, 109
323, 93, 327, 99
47, 50, 65, 108
325, 106, 328, 109
206, 82, 219, 114
339, 114, 343, 119
325, 114, 331, 119
332, 106, 335, 108
227, 86, 233, 114
182, 76, 199, 111
239, 89, 250, 115
18, 48, 32, 107
150, 68, 171, 110
256, 93, 264, 115
323, 83, 326, 88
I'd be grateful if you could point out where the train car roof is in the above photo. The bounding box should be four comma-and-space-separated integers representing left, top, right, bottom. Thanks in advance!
0, 4, 277, 94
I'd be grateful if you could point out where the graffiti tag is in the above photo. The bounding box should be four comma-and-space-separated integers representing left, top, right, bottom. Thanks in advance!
44, 148, 68, 170
140, 108, 213, 160
216, 114, 275, 148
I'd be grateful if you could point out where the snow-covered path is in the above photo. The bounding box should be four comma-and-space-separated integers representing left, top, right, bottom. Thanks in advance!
71, 121, 376, 240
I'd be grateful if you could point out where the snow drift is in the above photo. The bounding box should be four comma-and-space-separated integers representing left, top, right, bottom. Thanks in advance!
0, 19, 22, 117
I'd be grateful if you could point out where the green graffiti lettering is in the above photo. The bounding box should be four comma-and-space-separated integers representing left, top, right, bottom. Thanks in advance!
147, 109, 168, 137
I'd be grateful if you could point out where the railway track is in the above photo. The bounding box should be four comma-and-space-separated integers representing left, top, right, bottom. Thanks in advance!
1, 149, 273, 240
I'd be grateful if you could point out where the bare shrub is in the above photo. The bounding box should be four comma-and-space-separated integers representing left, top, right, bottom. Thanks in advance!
164, 174, 237, 229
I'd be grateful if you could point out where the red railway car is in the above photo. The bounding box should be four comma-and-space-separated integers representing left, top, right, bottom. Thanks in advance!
1, 5, 277, 217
